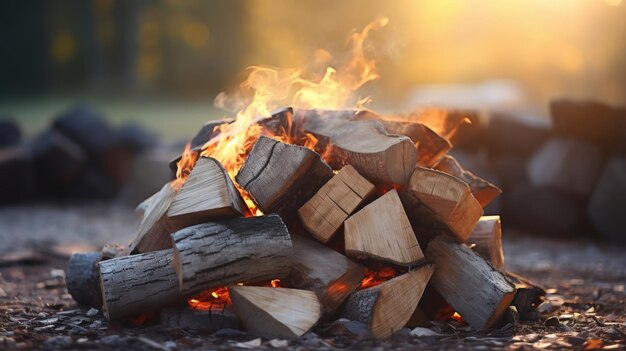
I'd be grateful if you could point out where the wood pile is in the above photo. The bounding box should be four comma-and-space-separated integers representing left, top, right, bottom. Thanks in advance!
65, 106, 550, 339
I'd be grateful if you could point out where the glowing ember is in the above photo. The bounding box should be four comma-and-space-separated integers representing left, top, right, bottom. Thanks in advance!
188, 280, 282, 311
360, 266, 397, 289
271, 279, 281, 288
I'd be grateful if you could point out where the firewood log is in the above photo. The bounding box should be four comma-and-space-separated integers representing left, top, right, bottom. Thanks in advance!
434, 155, 502, 207
160, 304, 241, 332
235, 136, 333, 219
0, 146, 35, 204
339, 264, 434, 338
466, 216, 504, 271
172, 214, 293, 296
298, 165, 375, 243
505, 272, 546, 321
99, 249, 181, 320
400, 167, 483, 244
303, 118, 417, 185
228, 286, 321, 338
344, 189, 425, 266
65, 252, 102, 308
129, 156, 246, 253
285, 235, 365, 318
357, 114, 451, 167
527, 138, 604, 198
29, 130, 85, 194
425, 237, 516, 330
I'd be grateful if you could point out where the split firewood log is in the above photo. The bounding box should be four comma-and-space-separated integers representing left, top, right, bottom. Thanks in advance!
400, 167, 483, 244
99, 249, 181, 320
228, 286, 321, 338
302, 118, 417, 185
466, 215, 505, 271
344, 189, 424, 266
160, 304, 241, 332
425, 237, 516, 330
129, 156, 246, 253
65, 252, 103, 308
434, 155, 502, 207
285, 235, 365, 318
172, 214, 293, 296
298, 165, 375, 243
339, 264, 434, 338
356, 113, 451, 167
235, 136, 333, 219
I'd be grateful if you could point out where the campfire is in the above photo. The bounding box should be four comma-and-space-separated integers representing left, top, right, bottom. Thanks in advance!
64, 18, 542, 339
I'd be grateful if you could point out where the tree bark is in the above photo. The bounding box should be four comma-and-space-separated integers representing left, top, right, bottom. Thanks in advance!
172, 214, 293, 296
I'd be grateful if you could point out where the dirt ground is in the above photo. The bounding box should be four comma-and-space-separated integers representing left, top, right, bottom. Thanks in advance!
0, 203, 624, 350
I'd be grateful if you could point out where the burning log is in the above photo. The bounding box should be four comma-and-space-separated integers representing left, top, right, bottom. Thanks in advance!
129, 156, 246, 253
344, 189, 424, 266
339, 264, 434, 338
172, 214, 293, 296
425, 237, 516, 330
160, 304, 241, 332
400, 167, 483, 244
99, 249, 180, 320
434, 155, 502, 207
65, 252, 102, 308
298, 165, 375, 243
466, 216, 505, 271
229, 286, 321, 338
236, 136, 333, 219
286, 235, 365, 318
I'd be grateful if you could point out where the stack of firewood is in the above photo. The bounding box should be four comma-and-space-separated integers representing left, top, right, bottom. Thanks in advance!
66, 108, 544, 338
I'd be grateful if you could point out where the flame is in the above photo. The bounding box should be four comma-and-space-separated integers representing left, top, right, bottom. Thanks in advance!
403, 108, 472, 141
188, 280, 281, 311
360, 266, 397, 289
172, 142, 199, 190
181, 17, 389, 215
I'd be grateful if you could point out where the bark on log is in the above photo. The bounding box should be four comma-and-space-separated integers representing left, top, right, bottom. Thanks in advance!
65, 252, 102, 308
129, 156, 246, 253
434, 155, 502, 207
425, 237, 516, 330
235, 136, 333, 219
229, 286, 321, 338
160, 304, 241, 332
298, 165, 375, 243
99, 249, 181, 320
285, 235, 365, 318
400, 167, 483, 244
345, 189, 424, 266
466, 216, 504, 271
339, 264, 434, 338
172, 214, 293, 296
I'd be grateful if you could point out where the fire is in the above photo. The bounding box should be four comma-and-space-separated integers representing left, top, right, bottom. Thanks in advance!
172, 142, 199, 190
188, 286, 231, 311
171, 17, 389, 215
360, 266, 397, 289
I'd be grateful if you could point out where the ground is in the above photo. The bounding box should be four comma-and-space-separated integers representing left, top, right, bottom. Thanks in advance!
0, 203, 624, 350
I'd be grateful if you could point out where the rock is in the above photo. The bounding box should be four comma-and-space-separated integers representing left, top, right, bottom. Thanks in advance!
43, 336, 72, 348
550, 99, 626, 150
0, 119, 21, 148
212, 328, 248, 338
588, 156, 626, 243
503, 182, 589, 237
486, 113, 551, 158
410, 327, 443, 337
100, 335, 122, 347
86, 308, 99, 317
323, 319, 372, 339
527, 138, 604, 197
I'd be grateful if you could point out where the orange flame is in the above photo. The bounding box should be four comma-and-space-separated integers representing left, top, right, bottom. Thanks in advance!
192, 17, 388, 214
172, 142, 199, 190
